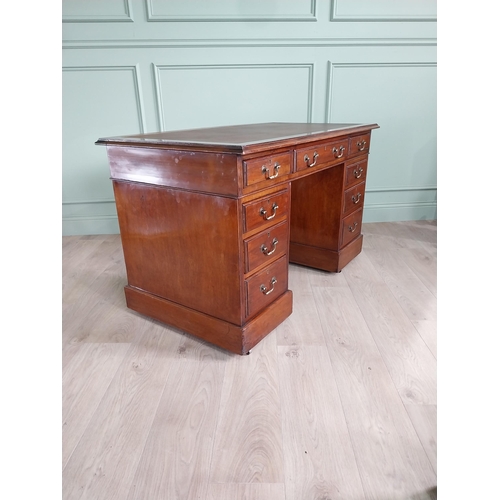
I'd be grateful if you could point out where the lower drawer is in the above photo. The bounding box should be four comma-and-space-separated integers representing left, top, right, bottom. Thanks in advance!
340, 208, 363, 247
345, 158, 367, 189
343, 181, 366, 216
244, 220, 289, 273
245, 255, 288, 318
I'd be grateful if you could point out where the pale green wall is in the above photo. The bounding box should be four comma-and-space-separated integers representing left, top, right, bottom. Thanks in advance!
62, 0, 436, 235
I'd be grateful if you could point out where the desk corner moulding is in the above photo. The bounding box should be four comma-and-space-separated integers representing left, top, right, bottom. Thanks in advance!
96, 122, 379, 354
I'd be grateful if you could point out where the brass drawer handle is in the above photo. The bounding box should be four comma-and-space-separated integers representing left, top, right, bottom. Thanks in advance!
262, 162, 280, 180
332, 145, 345, 158
357, 140, 367, 151
260, 203, 278, 220
304, 152, 319, 167
353, 167, 364, 179
260, 277, 277, 295
348, 222, 358, 232
352, 193, 362, 204
261, 238, 278, 256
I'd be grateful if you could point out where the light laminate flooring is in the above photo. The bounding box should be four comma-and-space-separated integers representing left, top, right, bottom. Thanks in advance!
62, 220, 437, 500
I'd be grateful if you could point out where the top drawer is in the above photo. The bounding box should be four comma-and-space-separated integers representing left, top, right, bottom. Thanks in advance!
295, 137, 349, 172
349, 133, 371, 158
243, 152, 292, 188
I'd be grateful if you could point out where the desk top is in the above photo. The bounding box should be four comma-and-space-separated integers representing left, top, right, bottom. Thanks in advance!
96, 122, 379, 154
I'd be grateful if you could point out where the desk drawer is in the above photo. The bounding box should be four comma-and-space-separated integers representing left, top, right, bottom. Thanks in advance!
245, 255, 288, 317
244, 152, 292, 188
244, 220, 288, 273
243, 188, 290, 233
343, 181, 366, 216
345, 158, 368, 189
295, 138, 349, 172
349, 133, 371, 158
341, 208, 363, 247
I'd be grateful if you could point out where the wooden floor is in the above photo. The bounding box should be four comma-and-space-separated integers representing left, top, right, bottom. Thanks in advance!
62, 221, 437, 500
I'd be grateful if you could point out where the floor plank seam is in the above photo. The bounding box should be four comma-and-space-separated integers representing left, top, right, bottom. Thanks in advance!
62, 342, 134, 472
402, 404, 437, 477
123, 355, 178, 499
363, 249, 438, 372
205, 361, 228, 487
323, 342, 369, 500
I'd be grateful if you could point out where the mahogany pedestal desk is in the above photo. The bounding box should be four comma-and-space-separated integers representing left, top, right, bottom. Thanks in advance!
97, 122, 379, 355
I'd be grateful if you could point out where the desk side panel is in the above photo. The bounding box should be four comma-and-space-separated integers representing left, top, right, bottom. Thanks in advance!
107, 145, 239, 196
113, 181, 243, 325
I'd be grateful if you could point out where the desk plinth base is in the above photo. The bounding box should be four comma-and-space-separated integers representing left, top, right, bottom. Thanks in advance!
289, 235, 363, 272
124, 286, 293, 355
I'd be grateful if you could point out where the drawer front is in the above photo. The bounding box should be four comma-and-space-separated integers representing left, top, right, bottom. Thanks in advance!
343, 181, 366, 216
243, 189, 290, 233
345, 158, 368, 189
244, 220, 289, 273
349, 133, 371, 158
341, 208, 363, 247
245, 255, 288, 318
295, 137, 349, 172
244, 152, 292, 188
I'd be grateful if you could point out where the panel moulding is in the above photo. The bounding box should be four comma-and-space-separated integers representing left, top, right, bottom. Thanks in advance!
62, 38, 437, 50
62, 65, 147, 134
146, 0, 317, 22
364, 201, 437, 210
330, 0, 436, 22
366, 186, 436, 193
63, 0, 133, 22
326, 61, 436, 123
152, 63, 314, 130
62, 199, 116, 205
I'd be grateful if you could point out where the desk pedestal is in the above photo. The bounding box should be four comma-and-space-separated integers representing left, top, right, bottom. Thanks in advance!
97, 122, 378, 354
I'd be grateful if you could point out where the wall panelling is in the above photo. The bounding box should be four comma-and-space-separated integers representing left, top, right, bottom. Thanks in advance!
62, 0, 436, 235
